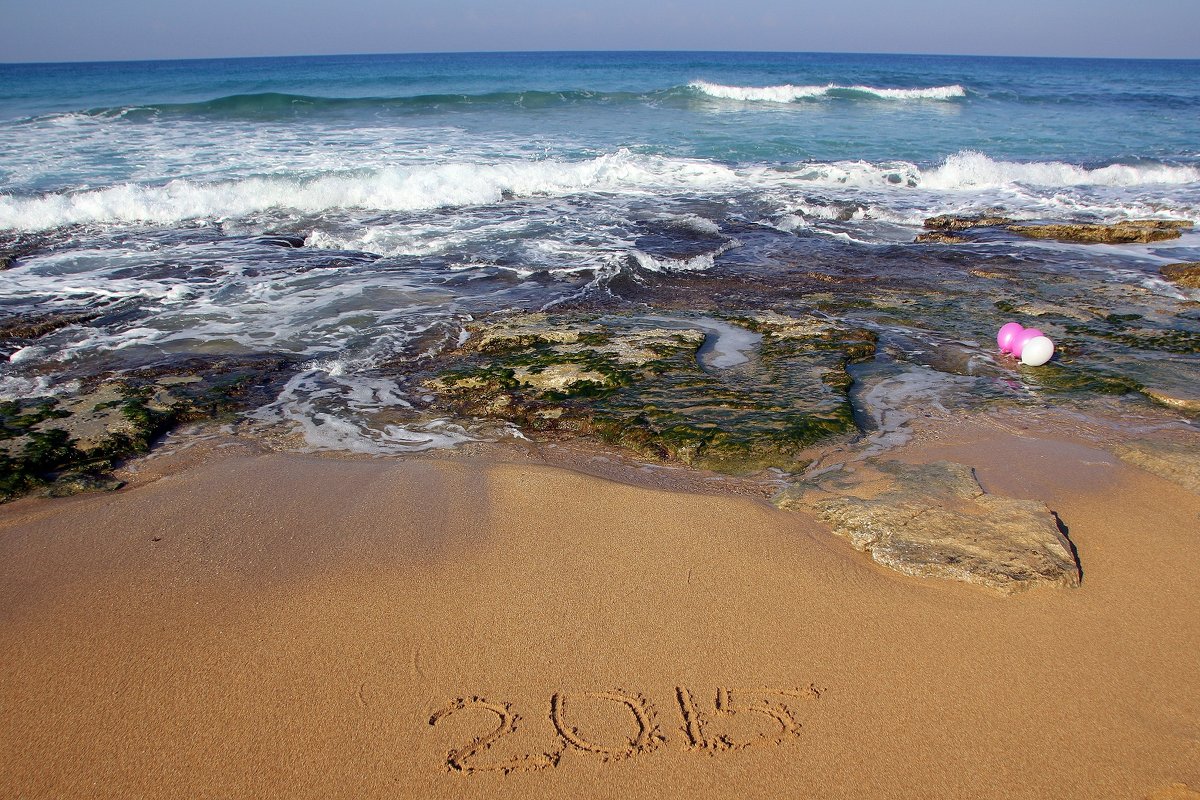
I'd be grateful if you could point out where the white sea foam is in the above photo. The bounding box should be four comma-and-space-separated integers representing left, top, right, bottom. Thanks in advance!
688, 81, 966, 103
248, 368, 508, 454
769, 152, 1200, 193
4, 146, 1195, 235
921, 151, 1200, 190
630, 239, 740, 273
0, 150, 740, 232
0, 375, 80, 401
652, 213, 722, 236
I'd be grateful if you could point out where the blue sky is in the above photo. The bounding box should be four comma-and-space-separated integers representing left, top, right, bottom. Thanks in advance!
2, 0, 1198, 62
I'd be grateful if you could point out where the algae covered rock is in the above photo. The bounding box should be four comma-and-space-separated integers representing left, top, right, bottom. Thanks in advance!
774, 460, 1080, 594
422, 311, 876, 474
0, 354, 294, 502
1008, 220, 1191, 245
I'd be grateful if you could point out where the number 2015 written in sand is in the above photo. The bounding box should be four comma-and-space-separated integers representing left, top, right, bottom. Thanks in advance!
427, 685, 823, 775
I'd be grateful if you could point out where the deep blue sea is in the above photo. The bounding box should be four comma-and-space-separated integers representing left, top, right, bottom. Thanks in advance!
1, 51, 1198, 454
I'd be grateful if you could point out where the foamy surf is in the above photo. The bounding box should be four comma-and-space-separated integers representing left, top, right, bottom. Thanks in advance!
4, 150, 1195, 234
688, 81, 967, 102
922, 151, 1200, 190
0, 151, 741, 232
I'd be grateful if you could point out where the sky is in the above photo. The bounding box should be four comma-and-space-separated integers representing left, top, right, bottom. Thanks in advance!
2, 0, 1199, 63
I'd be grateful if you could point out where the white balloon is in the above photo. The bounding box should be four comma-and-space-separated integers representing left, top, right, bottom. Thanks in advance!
1020, 335, 1055, 366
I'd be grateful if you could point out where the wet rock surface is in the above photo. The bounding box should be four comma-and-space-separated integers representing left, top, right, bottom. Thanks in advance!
914, 231, 969, 244
915, 216, 1193, 246
923, 214, 1015, 231
1007, 220, 1191, 244
0, 233, 54, 271
1161, 262, 1200, 289
1114, 439, 1200, 494
774, 460, 1081, 594
417, 311, 876, 474
0, 354, 294, 502
0, 311, 102, 358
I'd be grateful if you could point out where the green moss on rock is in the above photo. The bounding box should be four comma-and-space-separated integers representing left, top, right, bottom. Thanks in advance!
422, 311, 876, 475
0, 354, 295, 502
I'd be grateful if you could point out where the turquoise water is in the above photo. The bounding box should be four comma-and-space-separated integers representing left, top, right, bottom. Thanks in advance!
3, 52, 1200, 194
1, 52, 1198, 453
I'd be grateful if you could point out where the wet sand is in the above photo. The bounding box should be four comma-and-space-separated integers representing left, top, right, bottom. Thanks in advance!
1, 424, 1198, 799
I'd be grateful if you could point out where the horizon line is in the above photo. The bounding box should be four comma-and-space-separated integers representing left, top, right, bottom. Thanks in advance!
4, 47, 1200, 68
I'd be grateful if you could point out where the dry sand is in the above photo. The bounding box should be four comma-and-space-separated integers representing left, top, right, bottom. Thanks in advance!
1, 423, 1198, 799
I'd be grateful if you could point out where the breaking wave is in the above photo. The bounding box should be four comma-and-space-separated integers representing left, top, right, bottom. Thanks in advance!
2, 149, 1195, 233
0, 150, 740, 231
687, 81, 967, 102
28, 80, 969, 124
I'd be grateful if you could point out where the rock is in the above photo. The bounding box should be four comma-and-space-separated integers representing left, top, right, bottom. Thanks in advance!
0, 311, 101, 357
774, 460, 1080, 594
0, 233, 52, 270
511, 363, 610, 392
923, 214, 1014, 231
0, 311, 99, 342
995, 300, 1099, 323
258, 234, 307, 248
915, 231, 969, 244
1114, 440, 1200, 494
0, 354, 296, 502
1160, 262, 1200, 289
1008, 220, 1192, 245
1140, 387, 1200, 413
968, 267, 1017, 280
422, 311, 876, 474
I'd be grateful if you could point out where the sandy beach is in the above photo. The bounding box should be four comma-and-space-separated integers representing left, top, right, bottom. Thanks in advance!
1, 418, 1198, 799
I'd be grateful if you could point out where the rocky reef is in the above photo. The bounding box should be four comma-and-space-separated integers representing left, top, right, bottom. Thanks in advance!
0, 355, 293, 501
418, 311, 876, 474
914, 215, 1193, 245
774, 460, 1081, 594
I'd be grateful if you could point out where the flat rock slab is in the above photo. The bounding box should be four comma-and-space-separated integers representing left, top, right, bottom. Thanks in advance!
1008, 220, 1191, 245
774, 460, 1080, 594
1114, 440, 1200, 494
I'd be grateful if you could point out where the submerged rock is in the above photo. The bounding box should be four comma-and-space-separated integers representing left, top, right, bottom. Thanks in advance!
1160, 262, 1200, 289
1140, 387, 1200, 414
1114, 440, 1200, 494
0, 311, 100, 357
1008, 220, 1192, 245
774, 460, 1080, 594
421, 311, 876, 474
258, 234, 307, 248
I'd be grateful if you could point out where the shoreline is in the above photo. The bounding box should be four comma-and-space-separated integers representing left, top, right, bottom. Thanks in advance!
2, 414, 1198, 798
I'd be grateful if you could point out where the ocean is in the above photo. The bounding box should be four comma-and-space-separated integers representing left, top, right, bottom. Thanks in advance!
1, 51, 1198, 461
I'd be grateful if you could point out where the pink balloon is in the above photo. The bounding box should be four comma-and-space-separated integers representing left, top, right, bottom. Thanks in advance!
1011, 328, 1045, 358
997, 322, 1024, 354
